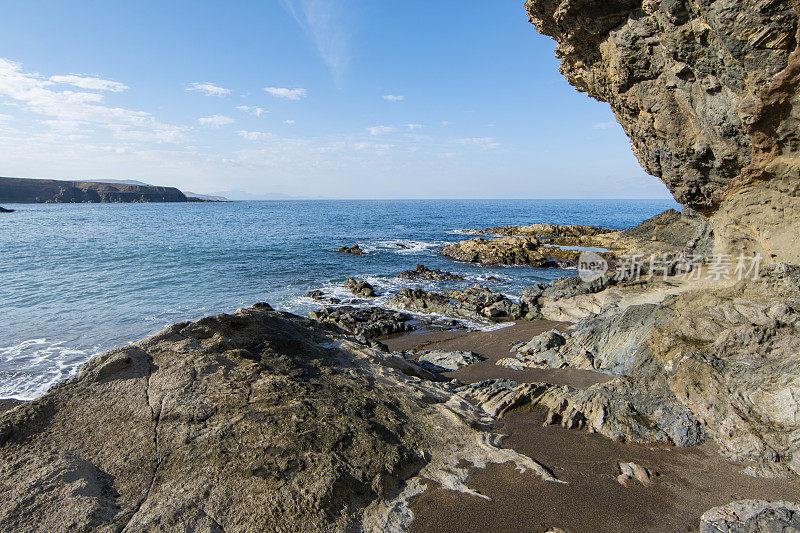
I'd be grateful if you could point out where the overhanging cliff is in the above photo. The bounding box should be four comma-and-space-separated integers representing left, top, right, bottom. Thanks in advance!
0, 177, 189, 203
526, 0, 800, 262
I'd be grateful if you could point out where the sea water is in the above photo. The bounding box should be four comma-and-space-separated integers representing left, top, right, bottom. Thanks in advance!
0, 199, 677, 399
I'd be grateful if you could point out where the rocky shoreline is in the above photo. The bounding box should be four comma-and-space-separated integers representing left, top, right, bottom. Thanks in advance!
4, 0, 800, 530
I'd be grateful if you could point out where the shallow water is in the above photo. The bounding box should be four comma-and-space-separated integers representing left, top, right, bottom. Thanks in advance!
0, 199, 677, 399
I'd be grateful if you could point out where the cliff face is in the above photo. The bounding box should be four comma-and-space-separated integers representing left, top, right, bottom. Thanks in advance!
0, 177, 189, 203
526, 0, 800, 262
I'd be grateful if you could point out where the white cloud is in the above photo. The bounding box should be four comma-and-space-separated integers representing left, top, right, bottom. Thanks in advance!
237, 130, 275, 140
187, 82, 231, 97
283, 120, 296, 125
367, 126, 396, 136
382, 94, 404, 101
0, 113, 11, 122
50, 74, 129, 93
593, 121, 617, 130
198, 115, 235, 127
264, 87, 307, 100
406, 123, 423, 131
456, 137, 499, 149
440, 121, 452, 126
0, 58, 185, 143
236, 105, 267, 117
280, 0, 352, 83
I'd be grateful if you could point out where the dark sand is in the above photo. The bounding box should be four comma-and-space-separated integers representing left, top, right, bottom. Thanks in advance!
383, 320, 612, 389
386, 321, 800, 532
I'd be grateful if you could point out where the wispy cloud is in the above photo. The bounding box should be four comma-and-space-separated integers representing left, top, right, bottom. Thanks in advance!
198, 115, 234, 127
592, 121, 616, 130
367, 125, 396, 136
236, 105, 267, 117
382, 94, 404, 101
440, 121, 453, 126
187, 82, 230, 97
264, 87, 307, 100
280, 0, 352, 83
237, 130, 275, 140
0, 58, 185, 143
406, 123, 423, 131
50, 74, 129, 92
456, 137, 499, 149
283, 120, 296, 125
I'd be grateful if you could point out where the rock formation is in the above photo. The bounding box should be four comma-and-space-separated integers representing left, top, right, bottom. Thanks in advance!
525, 0, 800, 262
0, 177, 189, 203
0, 206, 14, 213
397, 264, 464, 281
0, 305, 563, 531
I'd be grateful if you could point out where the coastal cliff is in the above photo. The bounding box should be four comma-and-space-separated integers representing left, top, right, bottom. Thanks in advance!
0, 176, 190, 203
526, 0, 800, 262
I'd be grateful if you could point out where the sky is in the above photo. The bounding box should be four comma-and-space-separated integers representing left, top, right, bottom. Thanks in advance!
0, 0, 671, 199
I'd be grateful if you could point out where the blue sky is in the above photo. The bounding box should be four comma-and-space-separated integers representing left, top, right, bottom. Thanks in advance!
0, 0, 670, 199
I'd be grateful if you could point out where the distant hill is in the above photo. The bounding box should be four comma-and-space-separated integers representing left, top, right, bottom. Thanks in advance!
81, 178, 153, 186
0, 177, 189, 203
183, 191, 229, 202
208, 189, 329, 201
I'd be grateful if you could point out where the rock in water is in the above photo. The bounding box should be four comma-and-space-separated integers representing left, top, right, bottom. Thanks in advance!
344, 278, 377, 297
397, 264, 464, 281
338, 244, 365, 255
309, 306, 414, 338
525, 0, 800, 262
0, 206, 13, 213
0, 305, 563, 531
700, 500, 800, 533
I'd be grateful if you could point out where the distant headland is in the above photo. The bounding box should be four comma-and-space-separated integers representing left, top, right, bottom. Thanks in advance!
0, 176, 217, 203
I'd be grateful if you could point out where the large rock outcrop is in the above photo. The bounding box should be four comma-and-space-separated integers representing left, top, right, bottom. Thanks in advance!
526, 0, 800, 262
0, 304, 562, 531
0, 177, 189, 203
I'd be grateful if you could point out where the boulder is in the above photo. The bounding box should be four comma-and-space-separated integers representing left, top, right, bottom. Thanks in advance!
308, 306, 414, 338
700, 500, 800, 533
344, 278, 377, 297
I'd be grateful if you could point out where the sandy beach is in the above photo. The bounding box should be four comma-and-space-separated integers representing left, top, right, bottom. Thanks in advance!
385, 321, 800, 532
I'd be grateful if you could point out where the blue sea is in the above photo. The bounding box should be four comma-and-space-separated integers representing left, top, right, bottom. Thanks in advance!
0, 199, 677, 399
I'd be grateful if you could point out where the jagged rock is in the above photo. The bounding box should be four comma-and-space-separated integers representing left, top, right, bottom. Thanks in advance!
525, 0, 800, 262
338, 244, 365, 255
700, 500, 800, 533
308, 306, 414, 338
542, 275, 613, 302
397, 264, 464, 281
389, 285, 525, 323
416, 351, 485, 372
344, 278, 376, 297
459, 377, 704, 447
439, 236, 557, 266
0, 305, 564, 531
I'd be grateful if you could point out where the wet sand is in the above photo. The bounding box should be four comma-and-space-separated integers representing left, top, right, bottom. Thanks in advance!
383, 320, 612, 389
386, 321, 800, 532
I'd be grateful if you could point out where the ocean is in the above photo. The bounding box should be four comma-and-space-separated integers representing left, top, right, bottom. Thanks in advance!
0, 199, 677, 399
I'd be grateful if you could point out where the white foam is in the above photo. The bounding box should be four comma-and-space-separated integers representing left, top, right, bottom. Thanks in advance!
0, 339, 92, 400
358, 239, 448, 255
